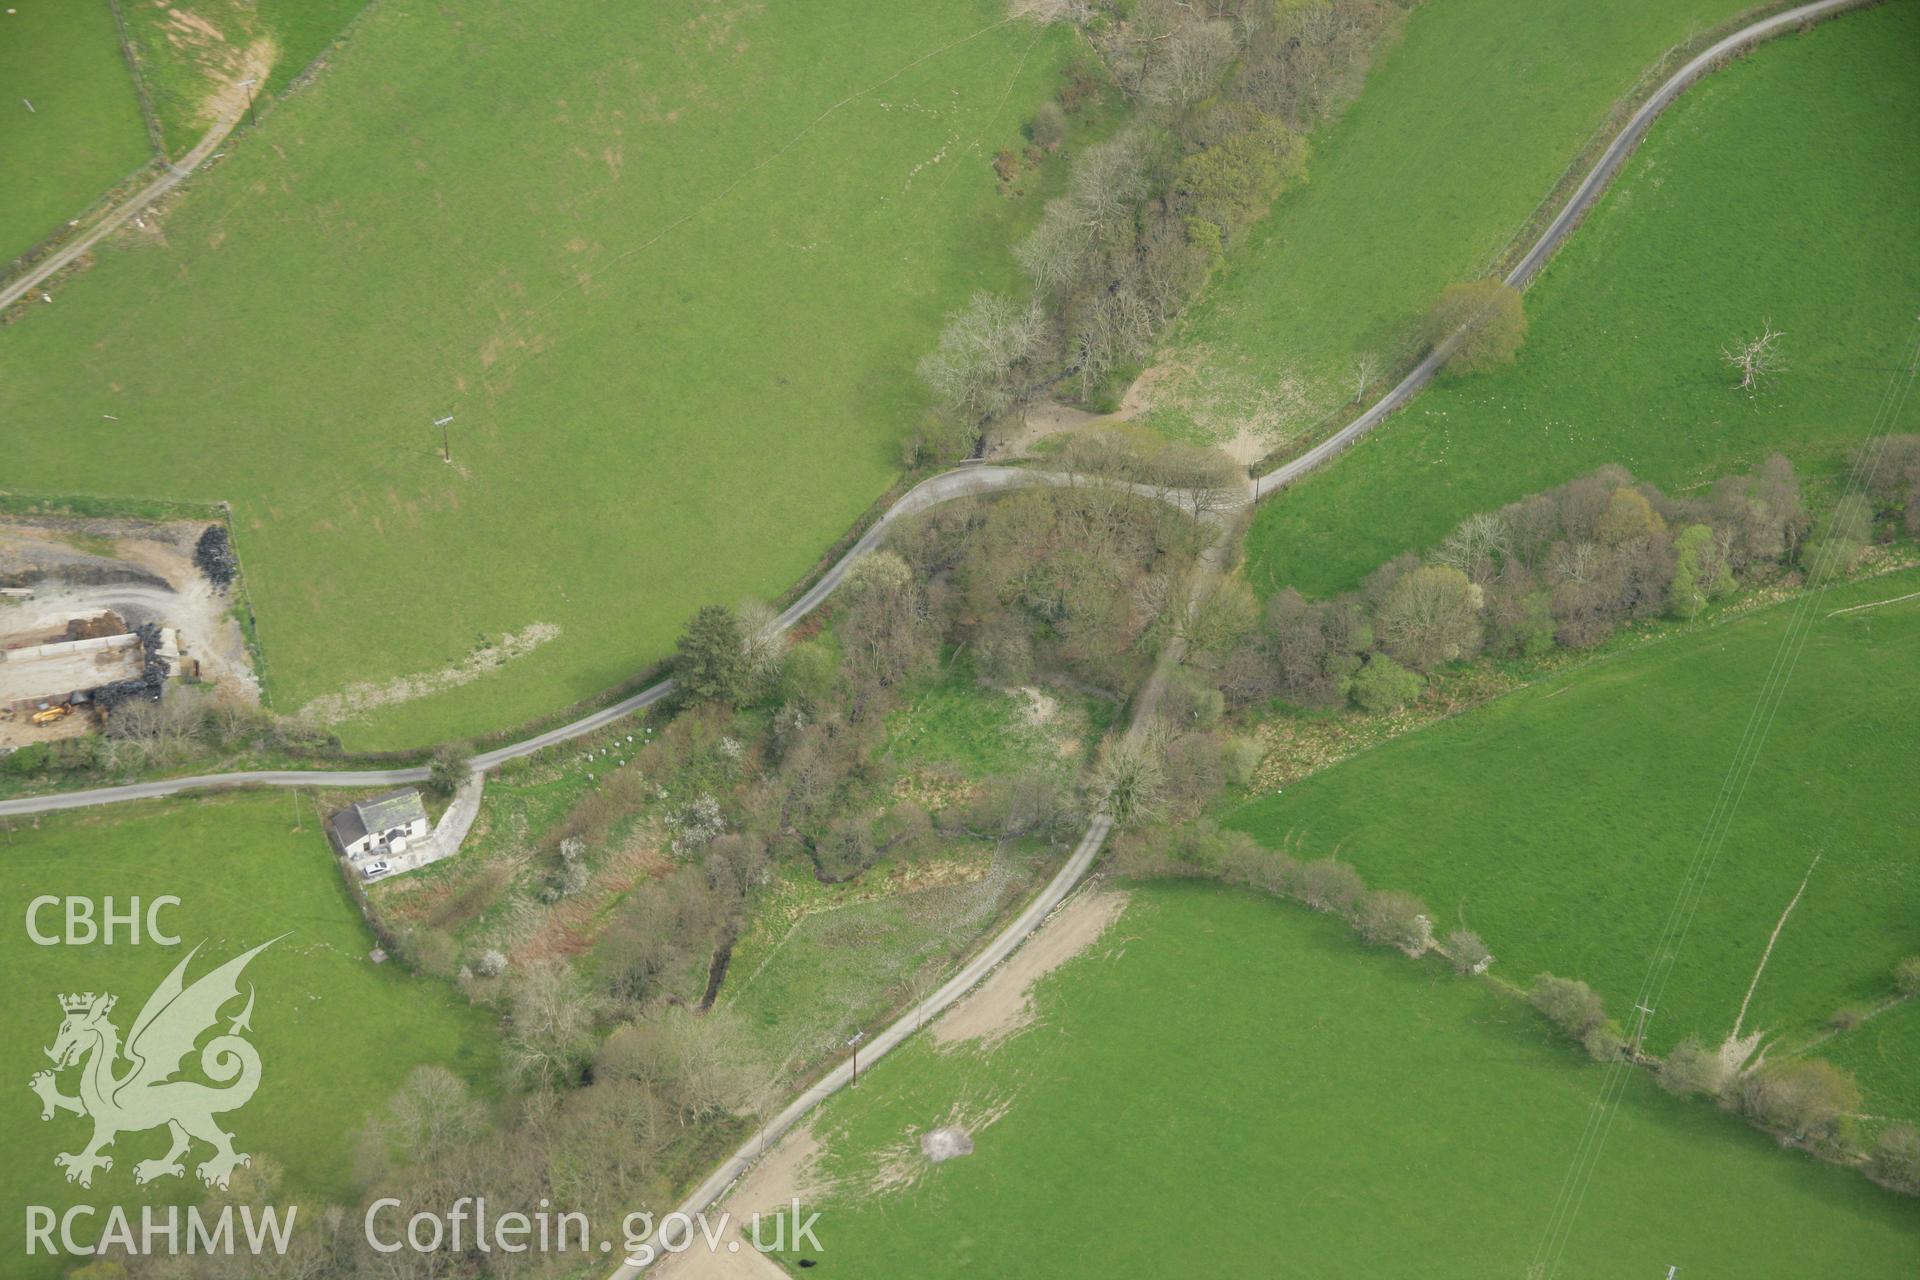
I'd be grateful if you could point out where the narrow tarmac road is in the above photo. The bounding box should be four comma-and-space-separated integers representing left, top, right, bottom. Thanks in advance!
0, 1, 1858, 823
0, 4, 1871, 1272
1252, 0, 1861, 501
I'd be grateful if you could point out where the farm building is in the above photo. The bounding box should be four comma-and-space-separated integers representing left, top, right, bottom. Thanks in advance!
330, 789, 429, 859
0, 622, 178, 712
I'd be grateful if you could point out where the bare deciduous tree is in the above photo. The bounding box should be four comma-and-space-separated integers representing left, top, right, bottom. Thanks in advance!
1350, 349, 1382, 402
370, 1066, 487, 1168
1016, 199, 1091, 294
918, 292, 1046, 422
505, 960, 599, 1088
1375, 564, 1483, 670
1143, 20, 1237, 110
1723, 320, 1786, 393
1068, 130, 1153, 239
1092, 734, 1166, 827
736, 598, 786, 690
1435, 510, 1512, 575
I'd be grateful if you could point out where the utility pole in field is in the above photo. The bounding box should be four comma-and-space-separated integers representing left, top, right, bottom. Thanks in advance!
1630, 1003, 1656, 1055
847, 1030, 866, 1087
435, 415, 455, 463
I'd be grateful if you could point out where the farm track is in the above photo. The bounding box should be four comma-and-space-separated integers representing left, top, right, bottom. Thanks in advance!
0, 105, 246, 313
0, 5, 1875, 1269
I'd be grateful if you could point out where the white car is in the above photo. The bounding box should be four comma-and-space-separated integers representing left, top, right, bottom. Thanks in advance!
361, 860, 392, 880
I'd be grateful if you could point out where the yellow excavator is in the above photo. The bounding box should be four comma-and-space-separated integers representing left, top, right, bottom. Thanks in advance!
30, 704, 73, 726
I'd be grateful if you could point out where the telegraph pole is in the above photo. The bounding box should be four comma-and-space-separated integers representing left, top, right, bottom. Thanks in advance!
435, 414, 455, 463
847, 1030, 865, 1087
1631, 1003, 1656, 1055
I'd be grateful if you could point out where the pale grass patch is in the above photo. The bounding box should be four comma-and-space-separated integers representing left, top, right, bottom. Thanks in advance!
299, 622, 561, 725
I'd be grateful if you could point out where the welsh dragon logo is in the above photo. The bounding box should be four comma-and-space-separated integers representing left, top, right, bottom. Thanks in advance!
29, 938, 280, 1190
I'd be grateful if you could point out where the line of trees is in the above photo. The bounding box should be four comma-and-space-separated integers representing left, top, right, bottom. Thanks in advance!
1110, 818, 1485, 967
1212, 456, 1851, 715
1111, 811, 1920, 1196
907, 0, 1413, 462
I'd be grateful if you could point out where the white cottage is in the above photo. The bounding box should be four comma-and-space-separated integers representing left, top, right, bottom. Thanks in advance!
330, 789, 429, 858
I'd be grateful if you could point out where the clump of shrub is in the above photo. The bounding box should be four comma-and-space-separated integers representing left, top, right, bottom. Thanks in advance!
1295, 856, 1366, 915
1443, 928, 1492, 975
1219, 456, 1819, 714
2, 742, 51, 777
1029, 101, 1067, 151
1423, 279, 1527, 377
1805, 493, 1872, 583
1734, 1060, 1861, 1149
1352, 889, 1431, 954
919, 0, 1405, 434
1868, 1123, 1920, 1194
1655, 1036, 1724, 1098
1347, 653, 1422, 713
426, 743, 472, 799
1893, 954, 1920, 997
1529, 974, 1622, 1061
1858, 434, 1920, 537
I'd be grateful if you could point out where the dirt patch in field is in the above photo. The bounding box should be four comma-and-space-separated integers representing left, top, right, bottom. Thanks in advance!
152, 1, 279, 134
1016, 685, 1059, 727
864, 1093, 1013, 1199
987, 399, 1105, 459
1010, 0, 1075, 21
651, 1121, 825, 1280
736, 1120, 827, 1214
1121, 348, 1318, 464
296, 622, 560, 725
1715, 1029, 1764, 1082
933, 887, 1129, 1050
200, 38, 278, 126
993, 351, 1308, 466
921, 1125, 973, 1162
890, 765, 982, 813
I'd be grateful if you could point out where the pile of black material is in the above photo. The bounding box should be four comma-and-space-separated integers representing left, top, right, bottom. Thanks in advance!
93, 623, 172, 708
193, 524, 237, 588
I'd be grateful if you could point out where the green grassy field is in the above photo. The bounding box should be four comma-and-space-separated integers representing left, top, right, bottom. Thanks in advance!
0, 0, 1087, 749
1821, 997, 1920, 1121
1226, 566, 1920, 1119
1135, 0, 1757, 453
119, 0, 370, 158
0, 0, 152, 265
0, 793, 497, 1275
779, 885, 1920, 1278
722, 843, 1055, 1071
883, 655, 1115, 779
1244, 1, 1920, 599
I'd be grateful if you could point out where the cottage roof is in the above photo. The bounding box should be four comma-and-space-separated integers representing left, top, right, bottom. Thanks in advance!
354, 789, 428, 833
330, 806, 368, 848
